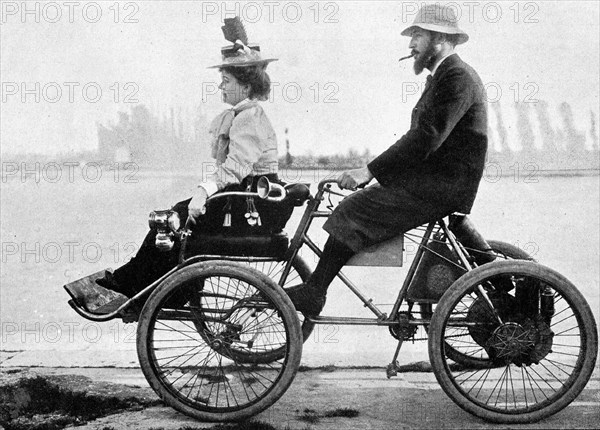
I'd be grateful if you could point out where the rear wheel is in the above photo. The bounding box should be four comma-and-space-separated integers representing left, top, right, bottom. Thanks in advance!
137, 261, 302, 422
444, 240, 535, 368
486, 240, 536, 262
428, 260, 598, 423
421, 240, 535, 369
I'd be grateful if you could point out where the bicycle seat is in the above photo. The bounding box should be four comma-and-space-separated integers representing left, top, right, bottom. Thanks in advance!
185, 232, 289, 258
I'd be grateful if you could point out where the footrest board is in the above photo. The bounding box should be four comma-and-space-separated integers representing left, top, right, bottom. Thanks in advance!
63, 269, 128, 314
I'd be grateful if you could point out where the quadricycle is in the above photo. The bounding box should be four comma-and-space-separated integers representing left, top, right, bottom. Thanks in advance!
65, 177, 598, 424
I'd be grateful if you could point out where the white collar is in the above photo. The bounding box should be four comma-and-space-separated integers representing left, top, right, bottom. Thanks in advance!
231, 98, 252, 110
430, 52, 456, 77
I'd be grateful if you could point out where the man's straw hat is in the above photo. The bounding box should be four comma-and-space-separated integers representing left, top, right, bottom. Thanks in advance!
401, 4, 469, 44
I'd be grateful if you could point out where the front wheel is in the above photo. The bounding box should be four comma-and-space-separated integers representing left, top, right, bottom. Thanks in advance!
137, 261, 302, 422
206, 257, 313, 363
428, 260, 598, 423
246, 257, 315, 344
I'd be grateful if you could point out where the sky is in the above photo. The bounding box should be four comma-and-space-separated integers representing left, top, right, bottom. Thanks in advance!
1, 1, 599, 156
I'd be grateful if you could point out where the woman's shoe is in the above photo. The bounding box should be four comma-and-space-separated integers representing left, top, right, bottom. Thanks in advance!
95, 270, 117, 289
95, 270, 134, 298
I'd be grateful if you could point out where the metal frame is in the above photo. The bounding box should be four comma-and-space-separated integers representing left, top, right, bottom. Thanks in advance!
279, 179, 475, 327
69, 178, 476, 328
67, 177, 505, 381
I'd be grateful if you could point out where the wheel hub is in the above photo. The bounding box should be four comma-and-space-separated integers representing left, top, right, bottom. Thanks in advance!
210, 338, 224, 351
487, 322, 536, 364
467, 292, 516, 347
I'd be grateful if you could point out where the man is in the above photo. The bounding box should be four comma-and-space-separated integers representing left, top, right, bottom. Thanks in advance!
287, 4, 488, 315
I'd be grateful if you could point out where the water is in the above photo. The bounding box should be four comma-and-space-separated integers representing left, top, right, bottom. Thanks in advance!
1, 169, 598, 367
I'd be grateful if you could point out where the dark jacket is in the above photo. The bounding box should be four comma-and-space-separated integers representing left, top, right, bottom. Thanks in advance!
367, 54, 487, 213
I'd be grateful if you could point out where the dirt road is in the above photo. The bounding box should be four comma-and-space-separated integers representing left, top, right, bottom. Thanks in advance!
2, 365, 598, 430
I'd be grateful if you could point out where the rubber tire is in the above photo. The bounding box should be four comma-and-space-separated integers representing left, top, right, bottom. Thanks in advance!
137, 261, 303, 422
428, 260, 598, 423
486, 240, 536, 262
441, 240, 535, 368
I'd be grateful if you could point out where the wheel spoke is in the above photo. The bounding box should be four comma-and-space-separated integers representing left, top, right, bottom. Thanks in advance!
138, 262, 302, 420
429, 260, 597, 423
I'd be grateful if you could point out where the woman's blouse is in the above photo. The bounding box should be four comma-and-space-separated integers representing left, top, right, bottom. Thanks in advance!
208, 99, 278, 190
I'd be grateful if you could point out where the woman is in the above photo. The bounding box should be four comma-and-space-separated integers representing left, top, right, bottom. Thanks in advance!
96, 19, 290, 299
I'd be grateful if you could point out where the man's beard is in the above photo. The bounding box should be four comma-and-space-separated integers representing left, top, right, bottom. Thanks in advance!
413, 42, 437, 75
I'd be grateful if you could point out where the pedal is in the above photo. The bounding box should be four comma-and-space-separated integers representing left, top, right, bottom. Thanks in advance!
386, 361, 399, 379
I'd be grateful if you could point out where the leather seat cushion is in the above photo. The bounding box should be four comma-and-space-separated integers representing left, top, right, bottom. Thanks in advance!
185, 232, 289, 258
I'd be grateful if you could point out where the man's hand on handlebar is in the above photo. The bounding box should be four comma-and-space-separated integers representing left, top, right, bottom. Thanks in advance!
186, 186, 209, 227
337, 167, 374, 190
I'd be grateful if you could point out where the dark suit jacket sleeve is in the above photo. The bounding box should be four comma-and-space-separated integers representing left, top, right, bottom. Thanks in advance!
367, 67, 475, 182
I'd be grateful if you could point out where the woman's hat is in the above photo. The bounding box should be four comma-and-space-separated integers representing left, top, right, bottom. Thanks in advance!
401, 4, 469, 44
208, 17, 278, 69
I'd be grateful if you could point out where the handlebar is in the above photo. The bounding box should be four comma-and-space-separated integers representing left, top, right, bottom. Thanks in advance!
318, 178, 340, 191
204, 190, 277, 203
197, 177, 356, 204
205, 178, 287, 204
182, 178, 300, 232
317, 177, 367, 193
184, 191, 262, 232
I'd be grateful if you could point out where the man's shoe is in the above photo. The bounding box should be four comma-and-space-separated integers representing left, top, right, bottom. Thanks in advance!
284, 284, 326, 316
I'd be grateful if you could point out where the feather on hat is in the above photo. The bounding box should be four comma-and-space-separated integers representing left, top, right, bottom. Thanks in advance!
208, 17, 278, 68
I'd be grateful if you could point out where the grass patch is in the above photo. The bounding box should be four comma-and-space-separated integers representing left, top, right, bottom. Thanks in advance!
296, 365, 384, 372
178, 421, 280, 430
297, 408, 320, 424
322, 408, 360, 418
0, 375, 156, 430
297, 364, 337, 373
297, 407, 359, 424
